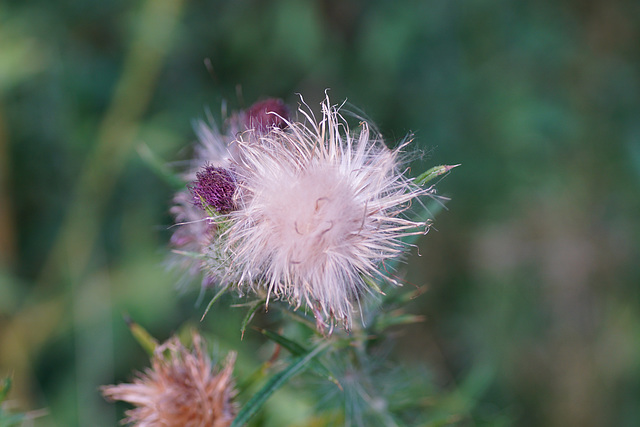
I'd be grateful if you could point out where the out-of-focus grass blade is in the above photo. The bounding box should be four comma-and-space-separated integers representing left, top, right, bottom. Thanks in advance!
124, 315, 158, 356
137, 143, 185, 190
415, 164, 460, 187
230, 342, 328, 427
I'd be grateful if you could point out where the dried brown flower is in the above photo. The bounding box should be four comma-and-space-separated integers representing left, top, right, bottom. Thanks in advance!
102, 333, 237, 427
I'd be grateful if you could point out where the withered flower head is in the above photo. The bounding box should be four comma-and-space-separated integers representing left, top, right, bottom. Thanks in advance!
101, 333, 237, 427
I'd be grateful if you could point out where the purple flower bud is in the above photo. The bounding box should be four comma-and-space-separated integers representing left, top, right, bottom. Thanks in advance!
189, 166, 236, 214
244, 98, 289, 131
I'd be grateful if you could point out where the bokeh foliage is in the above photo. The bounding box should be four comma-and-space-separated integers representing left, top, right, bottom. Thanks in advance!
1, 0, 639, 426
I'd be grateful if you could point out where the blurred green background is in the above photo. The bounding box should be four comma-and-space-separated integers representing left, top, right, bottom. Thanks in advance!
1, 0, 639, 426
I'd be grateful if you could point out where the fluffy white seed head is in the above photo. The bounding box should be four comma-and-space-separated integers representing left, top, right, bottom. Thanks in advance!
214, 96, 430, 328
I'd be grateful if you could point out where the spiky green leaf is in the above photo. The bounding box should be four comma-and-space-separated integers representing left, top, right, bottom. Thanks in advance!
415, 164, 460, 186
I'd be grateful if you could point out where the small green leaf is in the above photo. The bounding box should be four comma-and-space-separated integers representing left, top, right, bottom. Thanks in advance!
363, 275, 385, 295
230, 342, 328, 427
415, 164, 460, 187
200, 282, 232, 321
124, 315, 158, 356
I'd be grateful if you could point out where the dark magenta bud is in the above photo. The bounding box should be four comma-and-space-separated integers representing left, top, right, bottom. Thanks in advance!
189, 166, 236, 214
244, 98, 289, 131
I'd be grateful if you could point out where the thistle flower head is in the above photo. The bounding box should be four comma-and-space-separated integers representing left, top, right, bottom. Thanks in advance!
101, 333, 237, 427
171, 94, 433, 329
189, 165, 236, 214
